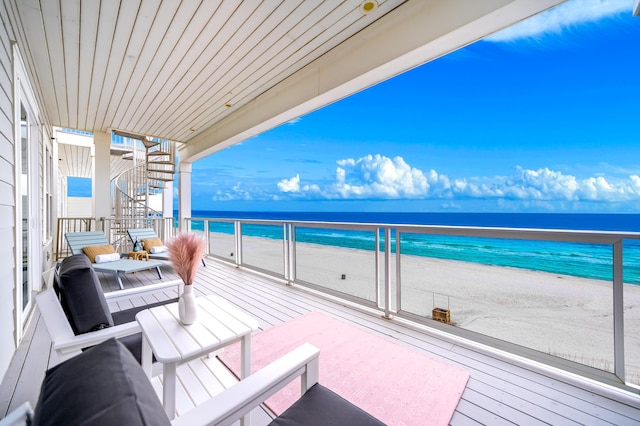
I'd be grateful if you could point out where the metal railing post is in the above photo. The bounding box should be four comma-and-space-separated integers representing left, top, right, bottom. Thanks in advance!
613, 240, 625, 381
395, 229, 401, 314
383, 227, 392, 319
283, 223, 289, 282
235, 221, 242, 267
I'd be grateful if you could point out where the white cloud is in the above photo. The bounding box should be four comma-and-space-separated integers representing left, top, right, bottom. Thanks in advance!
332, 154, 431, 198
275, 154, 640, 206
277, 174, 301, 192
485, 0, 629, 42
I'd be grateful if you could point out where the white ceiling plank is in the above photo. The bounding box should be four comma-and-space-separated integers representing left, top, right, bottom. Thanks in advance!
109, 0, 184, 128
15, 0, 58, 126
130, 1, 254, 135
40, 0, 69, 127
77, 1, 100, 131
167, 0, 360, 141
102, 0, 162, 130
152, 0, 305, 137
120, 1, 231, 133
84, 1, 120, 133
95, 0, 142, 131
60, 0, 80, 130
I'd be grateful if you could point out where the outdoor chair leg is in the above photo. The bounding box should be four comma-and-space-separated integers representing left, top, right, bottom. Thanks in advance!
156, 266, 162, 280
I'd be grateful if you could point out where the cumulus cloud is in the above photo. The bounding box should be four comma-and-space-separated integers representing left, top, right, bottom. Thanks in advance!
277, 174, 301, 192
485, 0, 629, 42
275, 154, 640, 206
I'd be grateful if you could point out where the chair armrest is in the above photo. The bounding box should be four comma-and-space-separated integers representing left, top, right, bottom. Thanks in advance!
104, 279, 181, 302
0, 402, 33, 426
171, 343, 320, 426
53, 321, 140, 354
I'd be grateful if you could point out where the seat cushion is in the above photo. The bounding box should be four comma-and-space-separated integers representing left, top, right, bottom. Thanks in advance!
58, 254, 114, 334
33, 338, 170, 426
269, 384, 385, 426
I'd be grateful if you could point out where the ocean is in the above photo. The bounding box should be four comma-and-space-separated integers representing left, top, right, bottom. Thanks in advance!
187, 211, 640, 284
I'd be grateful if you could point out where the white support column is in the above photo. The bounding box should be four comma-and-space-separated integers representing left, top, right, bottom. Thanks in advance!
93, 131, 111, 223
162, 182, 173, 218
178, 162, 192, 232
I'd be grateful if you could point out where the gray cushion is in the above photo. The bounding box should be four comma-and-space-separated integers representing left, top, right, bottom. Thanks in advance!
33, 338, 170, 426
58, 254, 114, 334
269, 384, 385, 426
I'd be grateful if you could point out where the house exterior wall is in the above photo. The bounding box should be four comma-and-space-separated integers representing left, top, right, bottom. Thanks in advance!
0, 1, 52, 385
0, 1, 18, 383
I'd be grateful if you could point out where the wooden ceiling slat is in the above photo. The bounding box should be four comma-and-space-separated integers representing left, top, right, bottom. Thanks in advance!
109, 0, 184, 129
151, 0, 298, 137
60, 0, 80, 130
84, 1, 120, 134
121, 1, 235, 133
102, 0, 162, 130
168, 1, 355, 141
94, 0, 142, 130
132, 1, 256, 135
9, 1, 54, 125
40, 1, 68, 127
77, 1, 100, 132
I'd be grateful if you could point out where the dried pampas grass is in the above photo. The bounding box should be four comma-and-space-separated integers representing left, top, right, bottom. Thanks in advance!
167, 233, 206, 285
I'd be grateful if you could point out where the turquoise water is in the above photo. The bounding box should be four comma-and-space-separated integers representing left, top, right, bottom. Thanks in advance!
187, 212, 640, 284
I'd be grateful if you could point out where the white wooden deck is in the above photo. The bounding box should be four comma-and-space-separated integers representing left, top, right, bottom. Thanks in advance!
2, 258, 640, 425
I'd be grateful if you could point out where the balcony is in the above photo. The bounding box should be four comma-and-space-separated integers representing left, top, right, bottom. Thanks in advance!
2, 219, 640, 424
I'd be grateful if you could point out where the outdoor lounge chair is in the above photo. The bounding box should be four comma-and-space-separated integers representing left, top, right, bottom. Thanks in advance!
127, 227, 206, 266
65, 231, 163, 289
36, 254, 180, 364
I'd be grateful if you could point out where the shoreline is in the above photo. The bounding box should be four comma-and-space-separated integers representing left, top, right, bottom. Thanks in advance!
205, 232, 640, 383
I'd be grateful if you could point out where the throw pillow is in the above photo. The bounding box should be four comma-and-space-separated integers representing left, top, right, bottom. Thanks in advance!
141, 237, 163, 251
58, 254, 114, 334
82, 244, 116, 263
32, 338, 170, 426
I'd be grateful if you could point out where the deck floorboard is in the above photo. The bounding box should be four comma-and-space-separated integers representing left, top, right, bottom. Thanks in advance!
2, 258, 640, 425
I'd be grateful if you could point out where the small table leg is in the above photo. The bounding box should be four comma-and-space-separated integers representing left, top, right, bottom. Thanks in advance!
141, 336, 152, 379
240, 335, 251, 426
163, 362, 177, 420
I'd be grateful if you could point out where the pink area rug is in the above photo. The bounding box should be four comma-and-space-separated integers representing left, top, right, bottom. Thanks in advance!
218, 312, 469, 426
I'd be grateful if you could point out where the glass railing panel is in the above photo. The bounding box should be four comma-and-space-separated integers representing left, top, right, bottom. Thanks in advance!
239, 223, 285, 277
295, 226, 377, 303
399, 232, 616, 373
624, 239, 640, 386
207, 220, 235, 262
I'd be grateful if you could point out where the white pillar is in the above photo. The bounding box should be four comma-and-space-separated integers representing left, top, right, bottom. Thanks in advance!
162, 183, 173, 218
93, 131, 111, 222
178, 162, 192, 231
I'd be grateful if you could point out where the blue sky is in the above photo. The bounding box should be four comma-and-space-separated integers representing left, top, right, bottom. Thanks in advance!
189, 0, 640, 213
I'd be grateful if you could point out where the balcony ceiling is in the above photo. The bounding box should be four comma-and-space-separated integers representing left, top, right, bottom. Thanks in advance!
12, 0, 565, 162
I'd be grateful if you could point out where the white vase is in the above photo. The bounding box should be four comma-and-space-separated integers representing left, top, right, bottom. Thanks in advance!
178, 284, 198, 325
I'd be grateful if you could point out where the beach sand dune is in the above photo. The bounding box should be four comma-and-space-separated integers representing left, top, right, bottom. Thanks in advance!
208, 233, 640, 384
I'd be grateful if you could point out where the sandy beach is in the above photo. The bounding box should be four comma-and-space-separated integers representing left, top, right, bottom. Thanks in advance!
207, 232, 640, 384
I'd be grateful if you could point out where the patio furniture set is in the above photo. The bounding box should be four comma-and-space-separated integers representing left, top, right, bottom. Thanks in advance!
1, 232, 384, 425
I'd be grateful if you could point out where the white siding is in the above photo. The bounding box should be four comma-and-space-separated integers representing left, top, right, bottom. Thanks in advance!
0, 1, 17, 383
66, 197, 92, 217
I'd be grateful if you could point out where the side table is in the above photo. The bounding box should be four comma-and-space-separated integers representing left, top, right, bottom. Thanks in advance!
136, 294, 259, 422
128, 250, 149, 261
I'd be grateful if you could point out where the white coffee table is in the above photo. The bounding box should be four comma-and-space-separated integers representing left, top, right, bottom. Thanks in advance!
136, 294, 259, 421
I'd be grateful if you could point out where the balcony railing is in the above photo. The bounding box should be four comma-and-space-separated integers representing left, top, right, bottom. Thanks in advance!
185, 216, 640, 389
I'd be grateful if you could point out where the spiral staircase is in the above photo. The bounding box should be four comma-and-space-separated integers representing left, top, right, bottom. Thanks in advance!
111, 132, 176, 225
